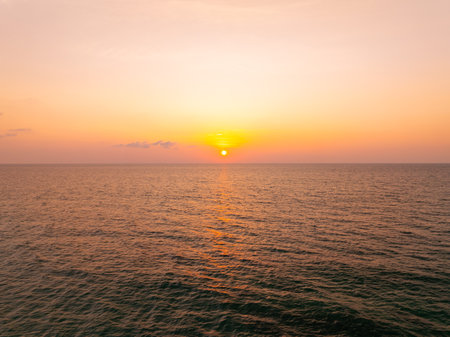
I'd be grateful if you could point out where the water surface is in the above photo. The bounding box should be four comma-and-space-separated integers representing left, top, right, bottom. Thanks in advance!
0, 164, 449, 336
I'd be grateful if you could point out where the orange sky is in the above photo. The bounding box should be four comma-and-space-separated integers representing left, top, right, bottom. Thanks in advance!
1, 0, 449, 163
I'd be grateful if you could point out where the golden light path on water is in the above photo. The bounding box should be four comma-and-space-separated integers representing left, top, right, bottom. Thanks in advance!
0, 164, 449, 335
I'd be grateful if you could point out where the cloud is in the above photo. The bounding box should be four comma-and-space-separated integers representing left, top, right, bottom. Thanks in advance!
9, 128, 32, 132
151, 140, 176, 148
0, 132, 17, 138
124, 141, 151, 148
0, 128, 32, 138
116, 140, 177, 149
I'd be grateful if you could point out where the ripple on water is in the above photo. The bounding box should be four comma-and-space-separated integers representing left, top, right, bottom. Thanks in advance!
0, 164, 449, 336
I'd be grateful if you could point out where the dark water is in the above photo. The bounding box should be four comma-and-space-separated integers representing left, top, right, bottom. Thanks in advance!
0, 164, 449, 336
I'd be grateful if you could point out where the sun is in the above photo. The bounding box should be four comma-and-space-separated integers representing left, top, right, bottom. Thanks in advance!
221, 150, 228, 156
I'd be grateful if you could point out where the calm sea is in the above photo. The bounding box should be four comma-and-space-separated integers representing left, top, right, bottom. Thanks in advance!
0, 164, 449, 336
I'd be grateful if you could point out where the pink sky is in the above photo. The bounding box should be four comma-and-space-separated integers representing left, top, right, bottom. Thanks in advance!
1, 0, 449, 163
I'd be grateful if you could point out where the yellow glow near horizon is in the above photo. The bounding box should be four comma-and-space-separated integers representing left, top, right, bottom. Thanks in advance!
205, 131, 247, 151
0, 0, 449, 163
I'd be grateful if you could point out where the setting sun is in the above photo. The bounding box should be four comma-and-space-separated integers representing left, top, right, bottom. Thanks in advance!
221, 150, 228, 156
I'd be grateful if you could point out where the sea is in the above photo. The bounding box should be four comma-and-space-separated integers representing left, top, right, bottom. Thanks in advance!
0, 164, 449, 336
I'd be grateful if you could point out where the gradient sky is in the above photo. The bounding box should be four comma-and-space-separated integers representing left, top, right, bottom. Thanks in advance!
1, 0, 449, 163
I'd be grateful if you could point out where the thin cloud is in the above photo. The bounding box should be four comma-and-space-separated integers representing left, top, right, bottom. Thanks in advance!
153, 140, 176, 149
116, 140, 177, 149
0, 133, 17, 138
124, 141, 151, 148
9, 128, 32, 132
0, 128, 32, 138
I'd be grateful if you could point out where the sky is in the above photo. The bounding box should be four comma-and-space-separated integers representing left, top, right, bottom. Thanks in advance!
1, 0, 449, 163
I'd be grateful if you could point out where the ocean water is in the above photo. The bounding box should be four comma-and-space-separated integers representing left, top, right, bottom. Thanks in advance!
0, 164, 449, 336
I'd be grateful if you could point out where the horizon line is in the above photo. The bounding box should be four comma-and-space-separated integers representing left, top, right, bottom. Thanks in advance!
0, 162, 449, 165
